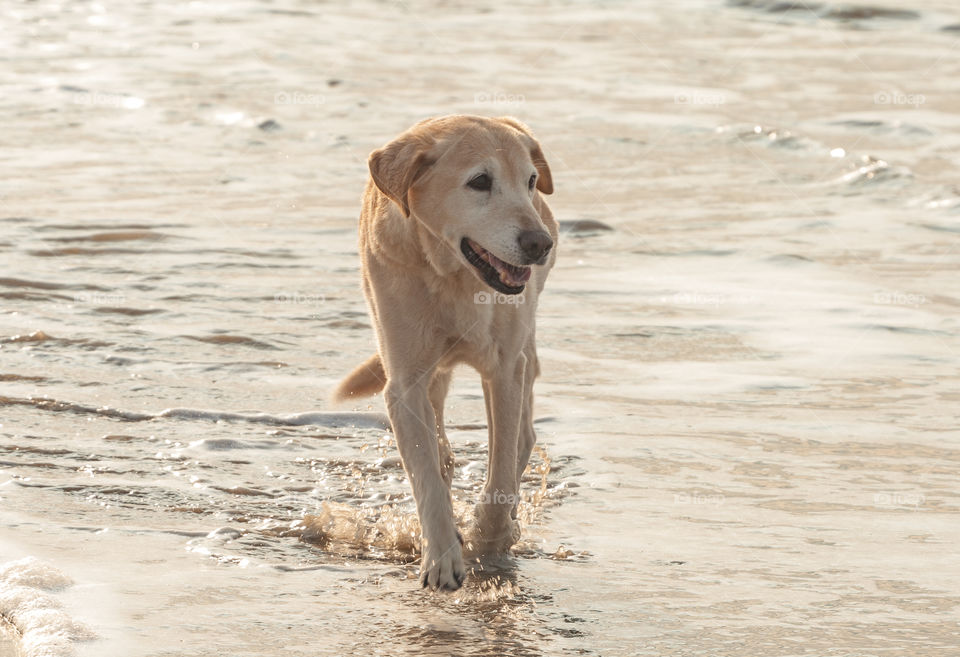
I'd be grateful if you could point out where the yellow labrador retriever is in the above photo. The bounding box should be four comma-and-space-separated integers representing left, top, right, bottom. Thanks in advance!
334, 115, 557, 590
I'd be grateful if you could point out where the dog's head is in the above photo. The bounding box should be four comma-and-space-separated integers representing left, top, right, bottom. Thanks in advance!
368, 115, 554, 295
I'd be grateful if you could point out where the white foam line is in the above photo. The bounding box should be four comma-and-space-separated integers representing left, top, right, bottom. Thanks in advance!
155, 408, 390, 429
7, 395, 391, 430
0, 557, 95, 657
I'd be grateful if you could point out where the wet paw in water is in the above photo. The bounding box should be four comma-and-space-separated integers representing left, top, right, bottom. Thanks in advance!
419, 530, 466, 591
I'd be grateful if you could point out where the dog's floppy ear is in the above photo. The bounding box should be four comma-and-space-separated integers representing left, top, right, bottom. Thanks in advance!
496, 116, 554, 195
368, 131, 434, 218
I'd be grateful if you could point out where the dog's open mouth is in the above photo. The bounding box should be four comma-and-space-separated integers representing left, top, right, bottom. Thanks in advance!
460, 238, 531, 295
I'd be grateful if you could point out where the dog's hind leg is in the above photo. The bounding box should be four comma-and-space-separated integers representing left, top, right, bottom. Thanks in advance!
515, 341, 540, 499
429, 369, 455, 489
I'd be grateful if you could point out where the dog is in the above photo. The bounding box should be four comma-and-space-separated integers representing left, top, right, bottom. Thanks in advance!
333, 115, 557, 591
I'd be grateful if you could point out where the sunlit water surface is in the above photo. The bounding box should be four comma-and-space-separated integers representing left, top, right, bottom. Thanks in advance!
2, 1, 960, 655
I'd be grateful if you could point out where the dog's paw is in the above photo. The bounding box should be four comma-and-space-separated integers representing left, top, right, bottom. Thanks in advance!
469, 505, 521, 556
420, 533, 465, 591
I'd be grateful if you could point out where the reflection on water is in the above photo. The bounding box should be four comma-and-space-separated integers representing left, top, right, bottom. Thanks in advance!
2, 0, 960, 655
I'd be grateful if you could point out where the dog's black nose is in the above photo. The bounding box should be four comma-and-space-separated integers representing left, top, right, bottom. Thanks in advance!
518, 230, 553, 264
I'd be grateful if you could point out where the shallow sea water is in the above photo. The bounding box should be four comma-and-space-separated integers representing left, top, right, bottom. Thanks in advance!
2, 1, 960, 655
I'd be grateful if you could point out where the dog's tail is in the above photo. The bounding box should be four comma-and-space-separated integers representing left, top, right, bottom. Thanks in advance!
332, 353, 386, 403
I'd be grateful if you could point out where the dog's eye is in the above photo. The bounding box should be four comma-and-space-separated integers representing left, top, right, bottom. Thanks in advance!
467, 173, 492, 191
528, 174, 537, 190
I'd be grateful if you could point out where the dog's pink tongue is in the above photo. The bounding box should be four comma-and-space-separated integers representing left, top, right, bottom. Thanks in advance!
484, 250, 531, 287
497, 263, 531, 287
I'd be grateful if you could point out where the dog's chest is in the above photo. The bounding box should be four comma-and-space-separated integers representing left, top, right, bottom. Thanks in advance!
430, 286, 536, 372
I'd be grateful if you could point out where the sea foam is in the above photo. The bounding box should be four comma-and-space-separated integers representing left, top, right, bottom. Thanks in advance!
0, 557, 95, 657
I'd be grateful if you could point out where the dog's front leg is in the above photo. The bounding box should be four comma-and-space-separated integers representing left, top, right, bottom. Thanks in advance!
473, 354, 526, 554
384, 376, 465, 590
